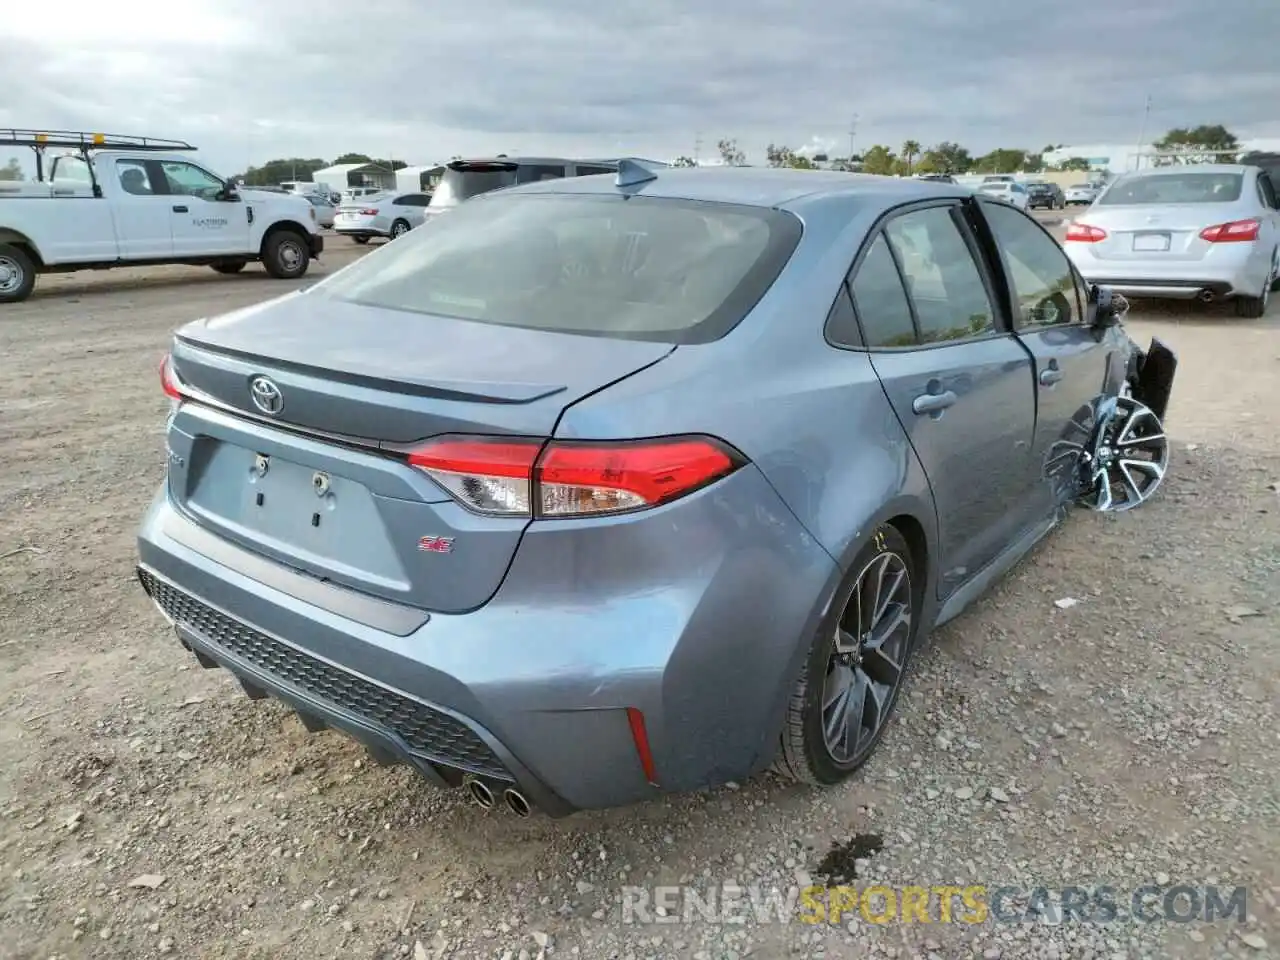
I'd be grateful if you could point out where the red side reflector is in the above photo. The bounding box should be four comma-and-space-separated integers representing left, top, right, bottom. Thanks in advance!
1065, 223, 1107, 243
626, 707, 658, 785
1199, 219, 1259, 243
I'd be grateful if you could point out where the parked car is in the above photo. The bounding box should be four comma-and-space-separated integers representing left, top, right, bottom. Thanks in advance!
1062, 164, 1280, 318
1064, 182, 1101, 206
423, 156, 620, 221
0, 128, 323, 303
913, 174, 956, 184
140, 164, 1176, 816
306, 194, 336, 228
1025, 182, 1065, 210
976, 180, 1030, 210
333, 191, 432, 242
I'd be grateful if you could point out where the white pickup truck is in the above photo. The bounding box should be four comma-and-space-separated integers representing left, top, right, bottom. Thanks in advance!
0, 129, 325, 303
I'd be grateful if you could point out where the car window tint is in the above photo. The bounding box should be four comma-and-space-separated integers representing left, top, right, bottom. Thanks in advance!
824, 282, 862, 348
518, 164, 567, 182
574, 164, 616, 177
884, 206, 996, 343
980, 200, 1080, 328
848, 234, 916, 348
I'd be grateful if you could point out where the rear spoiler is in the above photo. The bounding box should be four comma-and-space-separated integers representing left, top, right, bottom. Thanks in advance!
447, 159, 519, 173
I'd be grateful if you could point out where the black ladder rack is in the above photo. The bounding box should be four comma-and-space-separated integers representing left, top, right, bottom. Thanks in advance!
0, 129, 197, 191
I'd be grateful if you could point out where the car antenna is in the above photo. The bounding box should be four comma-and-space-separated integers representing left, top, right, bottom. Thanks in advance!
615, 158, 659, 189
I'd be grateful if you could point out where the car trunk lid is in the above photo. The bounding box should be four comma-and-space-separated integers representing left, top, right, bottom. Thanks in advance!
1074, 204, 1250, 262
165, 293, 674, 613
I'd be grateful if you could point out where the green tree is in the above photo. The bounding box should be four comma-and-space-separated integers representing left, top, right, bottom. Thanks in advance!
900, 140, 921, 174
717, 138, 747, 166
973, 148, 1030, 174
860, 144, 897, 176
1054, 156, 1091, 172
918, 141, 972, 175
235, 157, 329, 186
764, 144, 816, 169
0, 157, 22, 181
672, 155, 696, 167
1022, 153, 1045, 174
1153, 125, 1240, 165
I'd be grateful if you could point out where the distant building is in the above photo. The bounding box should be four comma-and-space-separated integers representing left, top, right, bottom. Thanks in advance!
310, 162, 397, 194
1043, 137, 1280, 173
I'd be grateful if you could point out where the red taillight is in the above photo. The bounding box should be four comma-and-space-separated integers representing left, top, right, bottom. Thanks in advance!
1199, 219, 1259, 243
359, 207, 379, 216
159, 353, 184, 400
406, 435, 743, 518
1066, 223, 1107, 243
626, 707, 658, 785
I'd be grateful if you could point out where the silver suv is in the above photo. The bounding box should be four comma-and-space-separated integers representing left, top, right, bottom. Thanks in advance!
425, 157, 620, 217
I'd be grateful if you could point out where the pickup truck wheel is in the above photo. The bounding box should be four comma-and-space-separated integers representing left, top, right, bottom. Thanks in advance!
262, 231, 310, 280
211, 260, 248, 275
0, 244, 37, 304
351, 236, 370, 245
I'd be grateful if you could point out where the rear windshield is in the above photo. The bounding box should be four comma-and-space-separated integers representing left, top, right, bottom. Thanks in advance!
430, 165, 518, 207
1098, 172, 1244, 205
311, 193, 803, 344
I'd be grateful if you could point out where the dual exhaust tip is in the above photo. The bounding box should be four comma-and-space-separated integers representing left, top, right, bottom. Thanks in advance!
465, 776, 532, 817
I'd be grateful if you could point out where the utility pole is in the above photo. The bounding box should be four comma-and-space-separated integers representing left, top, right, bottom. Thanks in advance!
694, 131, 702, 166
1134, 94, 1152, 170
847, 114, 859, 161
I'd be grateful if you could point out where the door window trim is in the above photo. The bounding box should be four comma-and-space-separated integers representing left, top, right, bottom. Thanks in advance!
825, 198, 1015, 354
970, 196, 1088, 329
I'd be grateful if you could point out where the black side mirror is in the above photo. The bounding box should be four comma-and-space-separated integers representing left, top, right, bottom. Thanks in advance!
217, 179, 240, 201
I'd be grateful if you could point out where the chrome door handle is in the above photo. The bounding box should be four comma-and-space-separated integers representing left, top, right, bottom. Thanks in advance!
912, 390, 958, 415
1039, 365, 1063, 386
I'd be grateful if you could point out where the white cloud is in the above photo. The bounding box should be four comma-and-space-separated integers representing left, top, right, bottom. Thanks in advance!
1, 0, 1277, 178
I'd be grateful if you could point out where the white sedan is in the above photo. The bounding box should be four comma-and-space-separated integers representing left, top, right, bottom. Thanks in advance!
976, 180, 1029, 210
334, 191, 433, 243
1062, 164, 1280, 318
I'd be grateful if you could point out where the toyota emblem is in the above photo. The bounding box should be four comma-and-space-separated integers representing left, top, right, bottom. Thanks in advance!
249, 376, 284, 415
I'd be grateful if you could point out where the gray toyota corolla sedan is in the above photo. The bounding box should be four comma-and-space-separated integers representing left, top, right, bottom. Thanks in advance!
137, 163, 1177, 817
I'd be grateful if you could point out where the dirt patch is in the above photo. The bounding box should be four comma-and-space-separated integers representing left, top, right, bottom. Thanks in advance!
1, 261, 1276, 960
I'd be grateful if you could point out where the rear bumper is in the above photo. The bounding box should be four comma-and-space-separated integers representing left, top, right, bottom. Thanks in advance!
135, 468, 838, 814
1065, 244, 1265, 300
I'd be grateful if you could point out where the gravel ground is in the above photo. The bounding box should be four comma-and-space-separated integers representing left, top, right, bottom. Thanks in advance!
0, 232, 1277, 960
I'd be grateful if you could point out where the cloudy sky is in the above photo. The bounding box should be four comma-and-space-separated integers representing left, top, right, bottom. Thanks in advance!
2, 0, 1278, 177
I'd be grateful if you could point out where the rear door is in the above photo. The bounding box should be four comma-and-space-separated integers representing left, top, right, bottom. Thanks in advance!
850, 201, 1038, 593
974, 198, 1117, 508
110, 158, 174, 259
391, 192, 431, 227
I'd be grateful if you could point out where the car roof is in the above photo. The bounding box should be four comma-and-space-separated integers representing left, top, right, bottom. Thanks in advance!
488, 166, 970, 211
451, 156, 614, 167
1120, 163, 1251, 177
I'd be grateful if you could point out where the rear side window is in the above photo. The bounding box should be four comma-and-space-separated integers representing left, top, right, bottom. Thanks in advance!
313, 193, 803, 344
1099, 172, 1243, 205
394, 194, 430, 206
847, 234, 916, 348
574, 164, 616, 177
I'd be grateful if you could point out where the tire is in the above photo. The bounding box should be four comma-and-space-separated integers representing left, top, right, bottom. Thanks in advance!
0, 243, 37, 304
389, 219, 410, 240
351, 236, 370, 245
211, 260, 248, 275
261, 230, 310, 280
773, 524, 920, 785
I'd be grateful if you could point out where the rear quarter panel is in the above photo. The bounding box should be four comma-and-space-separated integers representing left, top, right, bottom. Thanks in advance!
554, 193, 940, 597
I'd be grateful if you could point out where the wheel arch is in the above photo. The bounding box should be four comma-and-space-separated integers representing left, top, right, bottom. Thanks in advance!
258, 220, 313, 257
0, 228, 45, 267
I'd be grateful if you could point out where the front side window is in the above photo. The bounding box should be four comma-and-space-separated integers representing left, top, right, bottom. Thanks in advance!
160, 161, 225, 199
884, 206, 997, 344
979, 200, 1080, 329
311, 193, 802, 344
